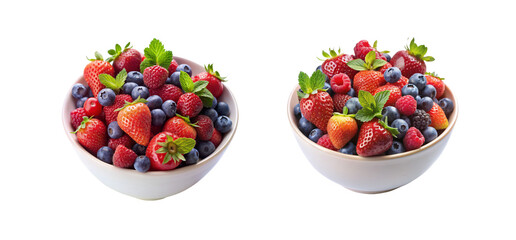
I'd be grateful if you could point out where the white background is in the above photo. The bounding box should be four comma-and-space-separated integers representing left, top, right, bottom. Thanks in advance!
1, 0, 515, 239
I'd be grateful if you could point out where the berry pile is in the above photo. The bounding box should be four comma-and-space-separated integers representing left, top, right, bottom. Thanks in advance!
295, 39, 454, 156
70, 39, 233, 172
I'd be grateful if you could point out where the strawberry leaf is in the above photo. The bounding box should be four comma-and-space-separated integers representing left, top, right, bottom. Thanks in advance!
174, 138, 196, 155
179, 71, 194, 93
71, 116, 93, 134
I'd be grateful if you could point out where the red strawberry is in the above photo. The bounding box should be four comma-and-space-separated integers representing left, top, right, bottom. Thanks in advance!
390, 75, 409, 90
353, 70, 385, 94
163, 115, 198, 139
151, 125, 163, 136
320, 49, 357, 79
116, 98, 152, 146
210, 128, 222, 147
149, 84, 183, 103
113, 145, 137, 168
168, 59, 178, 76
143, 65, 169, 89
356, 119, 393, 157
317, 134, 337, 150
177, 71, 214, 118
378, 62, 392, 74
108, 134, 135, 150
330, 73, 351, 94
298, 71, 334, 131
428, 102, 449, 130
425, 72, 446, 98
192, 64, 226, 98
326, 109, 358, 149
193, 115, 214, 141
333, 93, 352, 113
74, 117, 107, 154
70, 108, 87, 130
177, 92, 203, 118
84, 52, 114, 97
354, 40, 387, 61
403, 127, 425, 151
107, 43, 142, 75
373, 84, 401, 107
390, 38, 434, 78
146, 132, 196, 171
104, 94, 132, 124
395, 95, 417, 116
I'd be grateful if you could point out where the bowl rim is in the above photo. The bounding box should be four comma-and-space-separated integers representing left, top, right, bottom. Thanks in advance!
287, 83, 458, 162
62, 56, 239, 176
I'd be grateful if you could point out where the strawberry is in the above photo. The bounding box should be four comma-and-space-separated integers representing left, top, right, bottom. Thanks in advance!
330, 73, 351, 94
193, 115, 214, 141
177, 71, 215, 118
390, 38, 435, 78
73, 116, 108, 154
348, 51, 388, 94
113, 145, 137, 168
149, 84, 183, 103
317, 134, 336, 150
298, 70, 334, 131
428, 102, 449, 130
354, 40, 387, 61
320, 48, 357, 79
146, 132, 196, 171
210, 128, 222, 147
192, 64, 226, 98
84, 52, 114, 97
104, 94, 132, 124
163, 115, 198, 139
143, 65, 169, 89
425, 72, 446, 98
327, 108, 358, 149
116, 97, 152, 146
377, 62, 392, 74
139, 39, 173, 85
373, 84, 401, 107
108, 134, 135, 150
70, 107, 87, 130
106, 42, 142, 75
390, 75, 409, 90
333, 93, 352, 113
168, 59, 178, 76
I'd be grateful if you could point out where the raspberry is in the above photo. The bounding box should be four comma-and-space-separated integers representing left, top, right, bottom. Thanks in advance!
316, 134, 337, 150
395, 95, 417, 116
403, 127, 425, 151
330, 73, 351, 94
70, 108, 87, 130
333, 93, 352, 112
353, 40, 387, 61
409, 109, 431, 131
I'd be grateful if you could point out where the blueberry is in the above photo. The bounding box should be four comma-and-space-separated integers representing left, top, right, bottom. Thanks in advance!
438, 98, 454, 116
107, 121, 124, 139
131, 86, 149, 100
168, 71, 182, 88
215, 102, 230, 116
72, 83, 88, 99
122, 82, 138, 95
383, 67, 402, 83
386, 141, 405, 155
97, 146, 114, 164
339, 142, 357, 155
146, 95, 163, 110
162, 100, 177, 118
401, 84, 419, 98
298, 117, 315, 136
214, 115, 232, 133
201, 108, 218, 122
97, 88, 116, 106
418, 96, 434, 112
76, 97, 88, 108
134, 156, 151, 173
421, 85, 436, 99
401, 115, 411, 127
183, 148, 200, 166
316, 65, 322, 72
345, 97, 362, 114
415, 95, 422, 106
347, 88, 356, 97
210, 97, 218, 109
308, 128, 324, 143
87, 88, 94, 98
391, 118, 409, 139
381, 106, 400, 125
294, 103, 302, 119
132, 144, 147, 156
383, 53, 392, 62
197, 141, 216, 159
408, 73, 427, 90
176, 64, 192, 76
422, 127, 438, 144
151, 109, 166, 126
126, 71, 144, 85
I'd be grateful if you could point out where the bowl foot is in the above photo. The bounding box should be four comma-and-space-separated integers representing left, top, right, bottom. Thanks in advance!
347, 186, 400, 194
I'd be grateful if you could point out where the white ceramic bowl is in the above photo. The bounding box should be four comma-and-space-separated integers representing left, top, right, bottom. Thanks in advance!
62, 57, 238, 200
287, 85, 458, 193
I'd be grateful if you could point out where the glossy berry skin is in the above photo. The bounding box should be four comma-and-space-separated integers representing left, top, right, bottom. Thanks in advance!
168, 59, 178, 76
104, 94, 132, 124
428, 102, 449, 130
151, 109, 166, 126
131, 86, 150, 100
113, 48, 142, 74
395, 95, 417, 116
383, 67, 402, 83
381, 106, 400, 125
308, 128, 324, 143
76, 97, 88, 108
146, 95, 163, 110
197, 141, 216, 159
146, 132, 183, 171
356, 119, 393, 157
214, 115, 232, 134
425, 74, 445, 98
84, 97, 103, 117
117, 102, 152, 146
182, 149, 200, 166
403, 127, 425, 151
177, 92, 203, 118
76, 118, 108, 154
72, 83, 88, 99
438, 98, 454, 116
298, 117, 315, 136
354, 40, 386, 61
391, 118, 409, 139
327, 114, 358, 149
84, 60, 114, 97
162, 100, 177, 118
168, 71, 182, 88
421, 85, 436, 99
353, 70, 385, 94
374, 84, 401, 106
408, 73, 427, 90
390, 75, 409, 90
215, 102, 230, 116
163, 116, 197, 139
299, 91, 334, 131
383, 53, 391, 62
193, 72, 224, 98
345, 97, 362, 114
126, 71, 144, 85
149, 84, 183, 103
108, 134, 135, 150
210, 129, 222, 147
339, 142, 357, 155
386, 140, 405, 155
107, 121, 124, 139
333, 93, 352, 113
97, 146, 114, 164
97, 88, 116, 106
390, 50, 426, 78
321, 53, 357, 79
134, 155, 151, 173
70, 108, 87, 130
293, 104, 301, 119
143, 65, 169, 89
122, 82, 138, 95
330, 73, 351, 94
418, 96, 434, 112
317, 134, 337, 150
401, 84, 419, 98
194, 115, 215, 141
422, 127, 438, 144
176, 64, 192, 76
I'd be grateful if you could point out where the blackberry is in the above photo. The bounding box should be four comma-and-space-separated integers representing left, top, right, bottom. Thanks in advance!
409, 109, 431, 131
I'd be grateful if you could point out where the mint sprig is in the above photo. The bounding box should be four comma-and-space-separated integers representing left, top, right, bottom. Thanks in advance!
140, 38, 173, 72
155, 136, 196, 164
297, 70, 326, 99
99, 69, 127, 93
179, 71, 214, 108
354, 90, 389, 122
347, 51, 387, 71
406, 38, 434, 62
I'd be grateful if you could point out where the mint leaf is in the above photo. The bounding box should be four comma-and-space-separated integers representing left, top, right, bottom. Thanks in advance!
192, 80, 209, 93
179, 71, 194, 93
140, 59, 155, 72
374, 90, 390, 110
174, 138, 196, 155
422, 56, 435, 62
156, 50, 173, 69
140, 38, 173, 72
309, 70, 325, 93
347, 59, 368, 71
372, 59, 387, 70
365, 51, 376, 66
298, 71, 310, 93
115, 69, 127, 88
355, 108, 375, 122
358, 90, 376, 110
196, 88, 214, 108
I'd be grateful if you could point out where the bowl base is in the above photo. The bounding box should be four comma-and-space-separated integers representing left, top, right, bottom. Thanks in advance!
347, 186, 400, 194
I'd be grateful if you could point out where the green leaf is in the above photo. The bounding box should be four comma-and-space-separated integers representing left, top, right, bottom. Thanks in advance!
322, 51, 330, 58
108, 49, 116, 55
347, 59, 368, 71
156, 50, 173, 69
140, 59, 155, 72
192, 80, 209, 93
355, 108, 375, 122
297, 90, 309, 99
174, 138, 196, 154
94, 51, 103, 60
309, 70, 325, 93
422, 56, 435, 62
409, 38, 417, 51
365, 51, 376, 66
115, 44, 121, 53
371, 59, 387, 70
98, 74, 117, 89
358, 90, 376, 109
298, 71, 310, 93
144, 47, 156, 61
155, 147, 168, 154
379, 119, 400, 137
197, 88, 214, 108
329, 49, 337, 57
373, 40, 378, 49
124, 42, 131, 50
163, 153, 172, 164
179, 71, 194, 93
374, 90, 390, 110
115, 69, 127, 88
